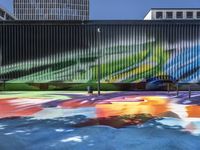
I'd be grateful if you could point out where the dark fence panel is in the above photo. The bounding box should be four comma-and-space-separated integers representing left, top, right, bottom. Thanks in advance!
0, 21, 200, 84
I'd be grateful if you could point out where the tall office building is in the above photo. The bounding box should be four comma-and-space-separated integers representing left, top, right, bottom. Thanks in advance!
13, 0, 89, 20
144, 8, 200, 20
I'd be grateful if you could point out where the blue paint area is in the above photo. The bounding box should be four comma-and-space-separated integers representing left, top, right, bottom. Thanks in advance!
165, 46, 200, 82
0, 117, 200, 150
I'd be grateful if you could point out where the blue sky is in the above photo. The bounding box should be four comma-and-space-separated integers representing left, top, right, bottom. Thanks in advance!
1, 0, 200, 19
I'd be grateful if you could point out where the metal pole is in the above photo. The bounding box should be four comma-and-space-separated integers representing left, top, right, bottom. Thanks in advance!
167, 83, 170, 94
97, 28, 101, 96
3, 80, 5, 91
189, 84, 191, 100
176, 84, 179, 96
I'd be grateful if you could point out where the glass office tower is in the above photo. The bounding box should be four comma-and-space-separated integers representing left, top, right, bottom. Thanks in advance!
13, 0, 89, 20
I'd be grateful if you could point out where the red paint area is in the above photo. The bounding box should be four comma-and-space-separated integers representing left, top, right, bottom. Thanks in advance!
0, 98, 43, 118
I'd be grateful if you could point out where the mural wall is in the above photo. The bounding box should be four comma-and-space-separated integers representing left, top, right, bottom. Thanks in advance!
0, 21, 200, 84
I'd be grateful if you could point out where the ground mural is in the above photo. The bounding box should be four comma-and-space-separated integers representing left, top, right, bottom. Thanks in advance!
1, 91, 200, 149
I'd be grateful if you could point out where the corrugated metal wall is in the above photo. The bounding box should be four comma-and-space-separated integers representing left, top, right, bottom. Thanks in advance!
0, 21, 200, 83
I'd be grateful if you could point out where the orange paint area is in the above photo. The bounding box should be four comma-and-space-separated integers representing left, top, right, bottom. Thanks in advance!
186, 105, 200, 118
96, 96, 170, 118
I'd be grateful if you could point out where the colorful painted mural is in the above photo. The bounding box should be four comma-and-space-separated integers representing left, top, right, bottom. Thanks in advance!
1, 91, 200, 126
1, 21, 200, 86
1, 91, 200, 149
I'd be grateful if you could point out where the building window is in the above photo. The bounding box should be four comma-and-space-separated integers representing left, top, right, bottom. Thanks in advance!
176, 12, 183, 19
197, 12, 200, 19
156, 12, 163, 19
166, 12, 173, 19
187, 12, 193, 19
